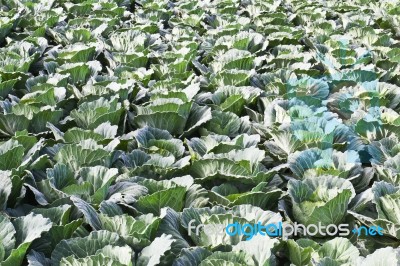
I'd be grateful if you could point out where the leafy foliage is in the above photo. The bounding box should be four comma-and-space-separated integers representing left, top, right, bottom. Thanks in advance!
1, 0, 400, 265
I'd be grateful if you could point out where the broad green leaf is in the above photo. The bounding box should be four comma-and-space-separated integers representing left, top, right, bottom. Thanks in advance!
135, 187, 187, 215
136, 234, 175, 266
51, 230, 122, 266
287, 239, 314, 266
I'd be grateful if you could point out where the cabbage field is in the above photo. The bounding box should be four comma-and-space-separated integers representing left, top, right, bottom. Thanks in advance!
1, 0, 400, 265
